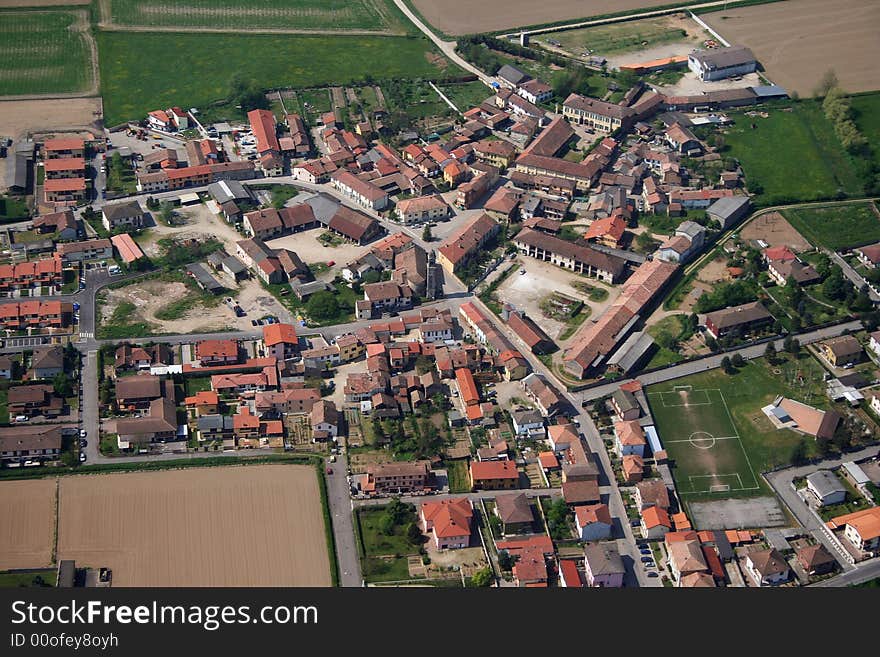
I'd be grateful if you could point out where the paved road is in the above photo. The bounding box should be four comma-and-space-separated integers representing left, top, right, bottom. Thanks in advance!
325, 454, 363, 587
574, 320, 864, 403
765, 444, 880, 581
392, 0, 495, 86
469, 295, 658, 586
828, 250, 880, 303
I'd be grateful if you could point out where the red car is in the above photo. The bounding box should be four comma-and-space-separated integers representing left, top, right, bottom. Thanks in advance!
326, 261, 335, 267
326, 467, 333, 475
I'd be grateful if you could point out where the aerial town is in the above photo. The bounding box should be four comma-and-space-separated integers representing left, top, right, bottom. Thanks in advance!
1, 0, 879, 593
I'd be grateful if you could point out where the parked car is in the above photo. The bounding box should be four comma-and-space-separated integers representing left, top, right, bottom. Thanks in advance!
630, 519, 641, 527
647, 571, 659, 578
14, 415, 29, 423
640, 548, 652, 555
79, 453, 87, 463
640, 556, 653, 563
80, 439, 88, 448
326, 467, 333, 475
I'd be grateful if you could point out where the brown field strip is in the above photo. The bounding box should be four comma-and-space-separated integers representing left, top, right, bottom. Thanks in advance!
0, 479, 57, 570
411, 0, 693, 35
55, 465, 331, 586
702, 0, 880, 96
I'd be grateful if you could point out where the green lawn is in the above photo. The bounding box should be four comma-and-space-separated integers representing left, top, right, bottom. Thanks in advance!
783, 202, 880, 251
0, 10, 93, 96
647, 356, 826, 499
0, 569, 57, 588
446, 458, 470, 493
97, 31, 457, 125
722, 102, 864, 205
107, 0, 407, 32
439, 80, 491, 112
356, 506, 419, 556
851, 93, 880, 169
0, 196, 29, 223
184, 376, 212, 396
537, 17, 694, 57
0, 388, 8, 424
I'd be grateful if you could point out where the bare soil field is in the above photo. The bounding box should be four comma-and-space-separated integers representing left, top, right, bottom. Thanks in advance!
266, 230, 365, 274
101, 276, 291, 334
702, 0, 880, 95
740, 212, 811, 252
0, 97, 101, 140
0, 479, 57, 570
412, 0, 695, 35
56, 465, 332, 586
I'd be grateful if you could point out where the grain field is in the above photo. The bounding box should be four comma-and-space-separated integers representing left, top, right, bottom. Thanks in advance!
0, 479, 57, 570
56, 465, 331, 586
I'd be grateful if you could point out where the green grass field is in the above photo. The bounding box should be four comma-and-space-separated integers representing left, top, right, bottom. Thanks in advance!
783, 201, 880, 251
537, 17, 694, 57
97, 31, 456, 125
647, 356, 826, 499
0, 10, 93, 96
851, 93, 880, 168
107, 0, 406, 32
723, 103, 864, 205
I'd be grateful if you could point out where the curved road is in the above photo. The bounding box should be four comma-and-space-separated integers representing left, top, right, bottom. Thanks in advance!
392, 0, 494, 86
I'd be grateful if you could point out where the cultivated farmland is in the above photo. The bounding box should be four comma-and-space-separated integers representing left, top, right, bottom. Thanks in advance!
410, 0, 700, 36
783, 202, 880, 251
0, 479, 57, 570
102, 0, 411, 34
97, 31, 456, 125
56, 465, 332, 586
702, 0, 880, 96
0, 10, 95, 96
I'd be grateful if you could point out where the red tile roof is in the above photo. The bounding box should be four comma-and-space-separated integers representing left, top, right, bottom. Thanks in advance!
470, 460, 518, 481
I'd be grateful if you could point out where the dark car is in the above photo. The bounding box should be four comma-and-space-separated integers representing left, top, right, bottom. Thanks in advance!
630, 519, 641, 527
251, 319, 258, 326
640, 548, 652, 555
647, 571, 659, 578
641, 556, 653, 563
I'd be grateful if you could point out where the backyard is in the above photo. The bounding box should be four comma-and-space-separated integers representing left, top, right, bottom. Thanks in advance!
356, 500, 422, 583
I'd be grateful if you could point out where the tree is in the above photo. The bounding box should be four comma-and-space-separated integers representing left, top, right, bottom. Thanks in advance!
498, 550, 514, 571
764, 341, 777, 363
721, 356, 734, 374
823, 271, 848, 301
158, 201, 175, 226
406, 522, 424, 546
791, 439, 808, 466
53, 372, 73, 398
228, 73, 269, 115
470, 567, 494, 587
705, 336, 719, 353
731, 353, 745, 367
814, 69, 839, 98
785, 337, 801, 355
305, 291, 339, 321
422, 224, 433, 242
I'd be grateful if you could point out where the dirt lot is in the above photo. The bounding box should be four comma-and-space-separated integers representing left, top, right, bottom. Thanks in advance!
494, 255, 618, 342
687, 496, 787, 530
0, 97, 101, 192
102, 276, 291, 334
0, 479, 57, 570
412, 0, 690, 35
702, 0, 880, 96
138, 204, 244, 257
56, 465, 331, 586
740, 211, 811, 252
266, 230, 364, 275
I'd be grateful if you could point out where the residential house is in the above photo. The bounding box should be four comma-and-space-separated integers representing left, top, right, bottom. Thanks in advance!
796, 544, 837, 576
331, 170, 389, 211
562, 93, 634, 132
101, 200, 144, 232
30, 346, 64, 379
574, 503, 612, 541
688, 45, 757, 81
470, 460, 519, 491
640, 506, 672, 540
667, 538, 709, 583
611, 388, 640, 421
436, 213, 499, 275
0, 425, 63, 465
184, 390, 219, 417
0, 355, 13, 380
827, 507, 880, 552
767, 258, 821, 287
494, 493, 533, 534
195, 339, 239, 366
507, 311, 555, 354
744, 548, 790, 586
115, 375, 163, 409
473, 139, 517, 169
855, 244, 880, 269
819, 335, 862, 368
32, 210, 78, 241
511, 409, 545, 437
583, 542, 625, 588
521, 373, 566, 417
635, 479, 670, 511
255, 387, 321, 415
362, 460, 432, 494
263, 323, 299, 361
8, 384, 62, 418
513, 228, 625, 283
806, 470, 847, 506
419, 498, 473, 549
622, 454, 645, 484
614, 420, 647, 457
362, 281, 413, 315
310, 400, 339, 441
703, 301, 773, 339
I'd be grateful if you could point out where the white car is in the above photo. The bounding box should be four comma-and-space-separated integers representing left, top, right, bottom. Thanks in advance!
80, 429, 87, 438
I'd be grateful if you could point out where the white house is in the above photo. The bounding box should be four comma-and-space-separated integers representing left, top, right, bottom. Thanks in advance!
744, 549, 790, 587
331, 170, 388, 211
805, 470, 847, 506
869, 331, 880, 358
511, 408, 545, 437
687, 45, 757, 81
394, 195, 451, 225
547, 424, 576, 453
614, 419, 646, 457
575, 504, 612, 541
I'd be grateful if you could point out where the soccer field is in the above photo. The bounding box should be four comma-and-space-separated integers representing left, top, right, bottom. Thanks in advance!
647, 386, 760, 495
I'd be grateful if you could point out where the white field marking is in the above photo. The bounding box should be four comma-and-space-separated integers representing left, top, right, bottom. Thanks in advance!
685, 472, 758, 494
664, 435, 739, 444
